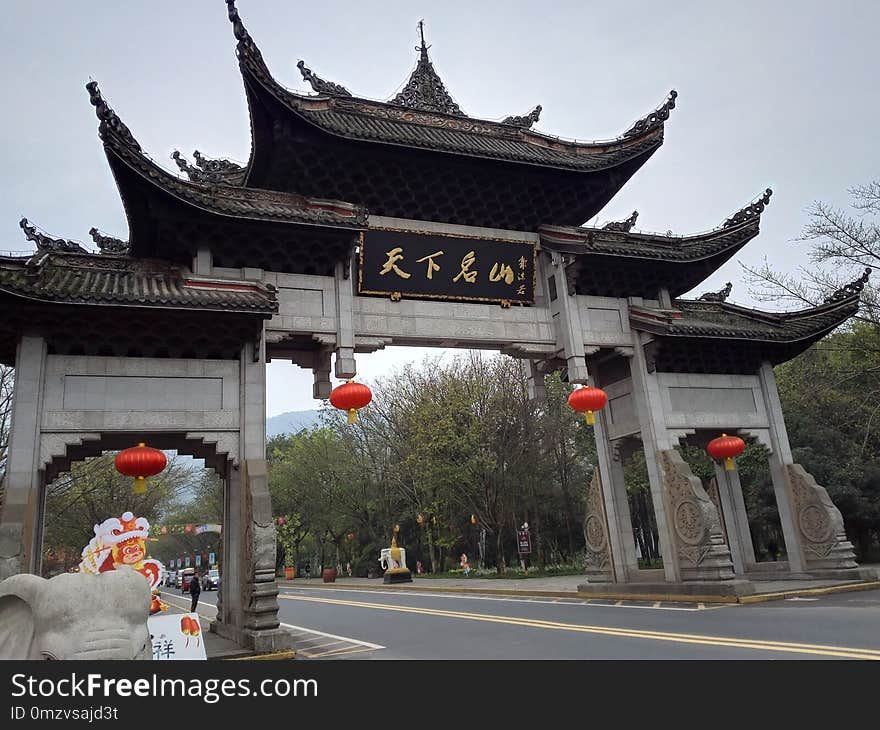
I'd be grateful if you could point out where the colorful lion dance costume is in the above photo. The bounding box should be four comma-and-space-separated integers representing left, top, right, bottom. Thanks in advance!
79, 511, 167, 614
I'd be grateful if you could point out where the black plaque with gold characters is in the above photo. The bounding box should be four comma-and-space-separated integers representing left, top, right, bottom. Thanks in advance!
358, 229, 536, 305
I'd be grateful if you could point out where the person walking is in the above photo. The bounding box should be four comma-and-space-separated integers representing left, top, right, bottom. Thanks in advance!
189, 570, 201, 613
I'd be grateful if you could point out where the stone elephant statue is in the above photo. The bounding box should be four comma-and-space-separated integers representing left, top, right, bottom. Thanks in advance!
0, 566, 152, 660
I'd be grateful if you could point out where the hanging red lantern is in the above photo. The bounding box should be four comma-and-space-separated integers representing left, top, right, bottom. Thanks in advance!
277, 516, 286, 526
568, 386, 608, 426
707, 433, 746, 471
114, 442, 166, 495
329, 380, 372, 424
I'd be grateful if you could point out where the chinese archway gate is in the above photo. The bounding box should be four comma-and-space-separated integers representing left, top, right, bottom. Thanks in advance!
0, 2, 867, 649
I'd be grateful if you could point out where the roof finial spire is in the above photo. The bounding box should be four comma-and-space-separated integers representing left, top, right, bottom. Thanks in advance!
417, 19, 429, 56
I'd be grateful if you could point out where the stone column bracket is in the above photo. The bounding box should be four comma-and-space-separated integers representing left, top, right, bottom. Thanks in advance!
785, 463, 858, 571
657, 449, 735, 581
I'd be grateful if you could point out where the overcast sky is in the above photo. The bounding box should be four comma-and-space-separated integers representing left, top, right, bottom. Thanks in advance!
2, 1, 877, 416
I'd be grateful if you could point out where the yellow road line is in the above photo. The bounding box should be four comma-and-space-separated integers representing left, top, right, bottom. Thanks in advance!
279, 594, 880, 659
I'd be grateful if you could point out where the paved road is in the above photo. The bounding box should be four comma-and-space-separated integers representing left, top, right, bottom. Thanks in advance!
160, 585, 880, 660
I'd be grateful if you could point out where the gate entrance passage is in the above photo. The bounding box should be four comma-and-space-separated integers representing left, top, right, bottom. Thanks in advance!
0, 2, 868, 648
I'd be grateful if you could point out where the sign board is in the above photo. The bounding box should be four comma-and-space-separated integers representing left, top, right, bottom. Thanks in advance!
147, 612, 207, 661
185, 556, 190, 567
209, 552, 215, 565
517, 529, 532, 555
195, 554, 202, 567
359, 229, 536, 305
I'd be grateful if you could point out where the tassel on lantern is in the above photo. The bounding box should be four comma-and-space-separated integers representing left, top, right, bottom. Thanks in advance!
347, 408, 357, 424
724, 457, 735, 471
133, 476, 147, 495
585, 411, 595, 426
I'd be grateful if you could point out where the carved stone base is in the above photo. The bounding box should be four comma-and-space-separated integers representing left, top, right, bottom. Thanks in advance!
583, 469, 613, 582
658, 450, 735, 582
211, 622, 294, 654
785, 464, 858, 572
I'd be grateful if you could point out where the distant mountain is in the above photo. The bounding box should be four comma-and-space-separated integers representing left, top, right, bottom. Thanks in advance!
266, 409, 322, 438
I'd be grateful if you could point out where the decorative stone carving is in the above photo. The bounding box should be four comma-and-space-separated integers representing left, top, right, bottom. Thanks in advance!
389, 21, 465, 116
19, 218, 86, 254
823, 268, 871, 304
785, 463, 858, 570
657, 450, 734, 580
86, 81, 142, 152
622, 90, 677, 138
239, 459, 290, 650
603, 211, 638, 232
698, 282, 732, 302
502, 105, 542, 128
171, 151, 245, 186
723, 189, 772, 228
296, 60, 352, 97
89, 228, 130, 256
583, 469, 612, 581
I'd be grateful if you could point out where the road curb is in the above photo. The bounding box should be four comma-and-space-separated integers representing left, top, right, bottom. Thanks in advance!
278, 579, 880, 605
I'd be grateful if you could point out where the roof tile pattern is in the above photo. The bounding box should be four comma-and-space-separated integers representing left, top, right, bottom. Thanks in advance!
0, 252, 277, 314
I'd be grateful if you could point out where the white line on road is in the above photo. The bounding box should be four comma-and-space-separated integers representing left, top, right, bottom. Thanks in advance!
280, 586, 723, 611
279, 622, 385, 650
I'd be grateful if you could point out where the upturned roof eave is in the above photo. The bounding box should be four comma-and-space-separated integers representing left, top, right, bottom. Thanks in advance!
240, 61, 668, 172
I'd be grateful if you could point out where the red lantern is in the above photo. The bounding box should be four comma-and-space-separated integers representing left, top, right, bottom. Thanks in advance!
115, 442, 166, 495
329, 380, 372, 424
277, 516, 285, 526
568, 386, 608, 426
707, 433, 746, 471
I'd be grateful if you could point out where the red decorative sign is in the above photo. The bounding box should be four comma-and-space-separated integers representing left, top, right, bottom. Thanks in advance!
517, 529, 532, 555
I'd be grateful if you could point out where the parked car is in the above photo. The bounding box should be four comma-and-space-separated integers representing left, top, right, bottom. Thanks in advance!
180, 568, 197, 593
202, 569, 220, 591
164, 570, 177, 588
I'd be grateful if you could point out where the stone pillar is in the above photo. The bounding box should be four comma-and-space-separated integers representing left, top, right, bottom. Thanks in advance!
312, 350, 332, 400
334, 260, 357, 379
757, 362, 807, 572
523, 360, 546, 402
545, 251, 589, 383
758, 362, 857, 573
0, 336, 47, 580
214, 336, 290, 652
711, 464, 756, 574
588, 419, 637, 582
627, 332, 681, 582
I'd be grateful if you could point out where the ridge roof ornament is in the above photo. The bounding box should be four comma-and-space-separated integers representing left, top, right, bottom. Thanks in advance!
502, 105, 542, 129
623, 90, 677, 139
297, 60, 352, 97
19, 218, 87, 253
389, 20, 465, 116
723, 188, 772, 228
89, 228, 130, 256
603, 211, 639, 232
698, 282, 732, 302
824, 268, 872, 304
172, 150, 245, 185
86, 81, 141, 152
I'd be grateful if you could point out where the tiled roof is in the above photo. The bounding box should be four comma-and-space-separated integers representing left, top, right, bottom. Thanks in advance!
86, 82, 367, 230
0, 251, 277, 314
630, 297, 860, 343
539, 216, 761, 262
226, 0, 670, 172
